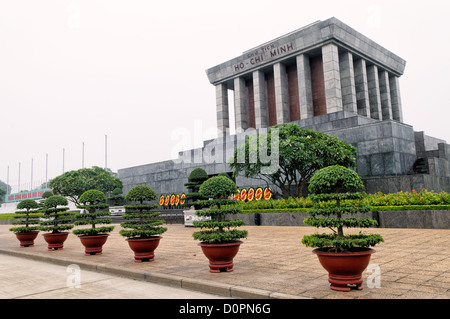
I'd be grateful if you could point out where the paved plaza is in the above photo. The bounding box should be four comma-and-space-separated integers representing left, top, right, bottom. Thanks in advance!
0, 224, 449, 299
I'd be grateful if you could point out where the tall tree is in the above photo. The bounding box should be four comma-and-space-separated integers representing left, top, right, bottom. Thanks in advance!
0, 180, 11, 203
49, 166, 122, 205
229, 123, 357, 198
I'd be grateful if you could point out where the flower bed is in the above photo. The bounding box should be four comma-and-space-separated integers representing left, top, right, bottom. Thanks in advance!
236, 189, 450, 212
367, 189, 450, 206
222, 189, 450, 229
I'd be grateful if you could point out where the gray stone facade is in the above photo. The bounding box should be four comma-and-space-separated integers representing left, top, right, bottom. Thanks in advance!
119, 110, 450, 196
118, 17, 450, 197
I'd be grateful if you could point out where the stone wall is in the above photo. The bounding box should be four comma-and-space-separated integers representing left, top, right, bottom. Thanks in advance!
119, 110, 450, 196
228, 210, 450, 229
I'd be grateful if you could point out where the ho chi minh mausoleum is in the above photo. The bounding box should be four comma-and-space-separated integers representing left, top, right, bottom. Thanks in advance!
118, 17, 450, 198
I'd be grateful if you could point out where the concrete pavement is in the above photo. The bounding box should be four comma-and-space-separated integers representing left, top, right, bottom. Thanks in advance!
0, 224, 449, 299
0, 254, 229, 299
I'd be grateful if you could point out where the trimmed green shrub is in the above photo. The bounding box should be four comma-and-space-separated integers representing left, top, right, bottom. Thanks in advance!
183, 168, 209, 207
189, 168, 209, 181
109, 187, 125, 206
373, 204, 450, 211
366, 189, 450, 206
39, 195, 74, 234
193, 176, 248, 244
9, 199, 40, 233
119, 185, 167, 238
72, 190, 114, 236
301, 165, 384, 252
242, 208, 308, 213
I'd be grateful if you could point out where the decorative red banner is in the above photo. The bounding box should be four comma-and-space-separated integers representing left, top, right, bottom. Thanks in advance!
159, 193, 186, 206
233, 187, 272, 201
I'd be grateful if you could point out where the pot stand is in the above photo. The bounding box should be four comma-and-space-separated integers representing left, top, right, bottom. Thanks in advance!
15, 231, 39, 248
328, 274, 364, 292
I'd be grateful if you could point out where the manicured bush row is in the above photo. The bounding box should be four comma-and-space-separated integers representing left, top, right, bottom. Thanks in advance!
235, 189, 450, 211
371, 204, 450, 211
242, 208, 309, 213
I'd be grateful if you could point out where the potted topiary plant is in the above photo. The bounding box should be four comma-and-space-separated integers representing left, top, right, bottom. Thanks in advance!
119, 185, 167, 262
39, 195, 74, 251
72, 189, 114, 255
193, 175, 248, 273
301, 165, 384, 291
9, 199, 41, 247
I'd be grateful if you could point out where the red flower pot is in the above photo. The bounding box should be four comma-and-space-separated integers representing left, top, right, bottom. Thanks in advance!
126, 237, 162, 263
313, 248, 375, 291
43, 232, 69, 251
79, 234, 109, 255
15, 231, 39, 247
198, 241, 243, 273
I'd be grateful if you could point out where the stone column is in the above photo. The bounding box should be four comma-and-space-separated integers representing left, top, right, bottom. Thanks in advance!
296, 54, 314, 119
274, 62, 290, 124
216, 83, 229, 135
339, 51, 357, 114
389, 75, 403, 122
353, 58, 371, 117
378, 70, 393, 120
253, 70, 268, 129
234, 77, 248, 133
322, 43, 343, 113
366, 64, 382, 120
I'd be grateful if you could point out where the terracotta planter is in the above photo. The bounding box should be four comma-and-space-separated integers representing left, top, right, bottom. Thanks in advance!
15, 231, 39, 247
313, 248, 375, 292
43, 232, 69, 251
79, 234, 109, 256
126, 236, 162, 263
198, 241, 243, 273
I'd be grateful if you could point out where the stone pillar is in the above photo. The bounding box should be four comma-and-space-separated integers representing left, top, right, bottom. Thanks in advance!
296, 54, 314, 119
366, 64, 382, 120
234, 77, 248, 133
378, 70, 393, 120
339, 51, 357, 114
253, 70, 268, 129
322, 43, 343, 113
389, 75, 403, 122
353, 59, 371, 117
274, 62, 290, 124
216, 83, 229, 134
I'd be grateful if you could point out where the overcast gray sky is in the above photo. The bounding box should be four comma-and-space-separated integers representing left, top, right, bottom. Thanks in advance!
1, 0, 449, 193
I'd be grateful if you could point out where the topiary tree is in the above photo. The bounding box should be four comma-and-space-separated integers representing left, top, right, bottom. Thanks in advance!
193, 176, 248, 244
301, 165, 384, 253
73, 190, 114, 236
36, 190, 54, 209
119, 185, 167, 238
217, 172, 232, 179
9, 199, 40, 233
42, 190, 53, 199
39, 195, 74, 234
109, 187, 125, 206
183, 168, 209, 207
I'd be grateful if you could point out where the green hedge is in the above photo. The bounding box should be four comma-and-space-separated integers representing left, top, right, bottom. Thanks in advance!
0, 214, 16, 219
235, 189, 450, 212
372, 205, 450, 211
241, 205, 450, 213
242, 208, 308, 213
367, 189, 450, 206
